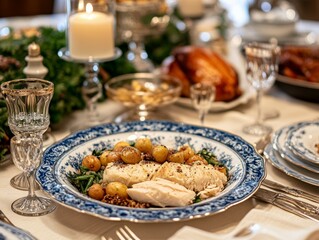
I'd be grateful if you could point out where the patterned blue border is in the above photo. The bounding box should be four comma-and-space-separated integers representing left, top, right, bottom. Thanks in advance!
0, 221, 36, 240
264, 144, 319, 186
286, 121, 319, 165
36, 120, 265, 222
272, 124, 319, 173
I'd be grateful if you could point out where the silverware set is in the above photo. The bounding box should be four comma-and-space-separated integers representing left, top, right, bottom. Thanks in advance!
262, 179, 319, 204
254, 186, 319, 222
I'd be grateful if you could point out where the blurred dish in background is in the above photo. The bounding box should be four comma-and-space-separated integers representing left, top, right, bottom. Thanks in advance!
236, 0, 317, 46
237, 27, 316, 46
276, 74, 319, 102
279, 46, 319, 83
248, 0, 299, 38
163, 46, 241, 101
276, 45, 319, 102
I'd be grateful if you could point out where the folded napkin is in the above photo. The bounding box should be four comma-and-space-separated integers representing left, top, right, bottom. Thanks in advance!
168, 208, 319, 240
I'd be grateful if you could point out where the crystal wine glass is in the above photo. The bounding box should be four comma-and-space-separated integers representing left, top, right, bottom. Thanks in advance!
243, 42, 281, 136
1, 78, 56, 216
190, 83, 216, 125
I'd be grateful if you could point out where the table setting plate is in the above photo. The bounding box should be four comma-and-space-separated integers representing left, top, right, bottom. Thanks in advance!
286, 121, 319, 165
264, 144, 319, 186
0, 221, 37, 240
36, 120, 265, 222
272, 123, 319, 173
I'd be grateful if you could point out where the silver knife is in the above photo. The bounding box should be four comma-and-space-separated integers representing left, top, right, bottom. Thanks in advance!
262, 179, 319, 204
253, 188, 319, 222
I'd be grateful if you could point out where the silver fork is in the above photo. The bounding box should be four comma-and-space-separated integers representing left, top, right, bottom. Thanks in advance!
101, 225, 140, 240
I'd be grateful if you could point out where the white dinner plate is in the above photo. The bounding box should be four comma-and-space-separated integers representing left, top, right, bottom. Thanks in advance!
272, 123, 319, 173
36, 120, 265, 222
287, 121, 319, 165
264, 144, 319, 186
0, 221, 37, 240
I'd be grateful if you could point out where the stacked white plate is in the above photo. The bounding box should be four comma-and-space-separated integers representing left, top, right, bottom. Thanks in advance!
264, 121, 319, 186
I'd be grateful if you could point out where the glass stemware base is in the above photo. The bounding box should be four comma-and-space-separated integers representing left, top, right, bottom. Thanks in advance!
243, 123, 272, 136
11, 195, 56, 216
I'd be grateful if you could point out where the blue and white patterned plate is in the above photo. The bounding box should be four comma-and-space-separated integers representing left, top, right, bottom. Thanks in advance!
0, 221, 37, 240
36, 121, 265, 222
264, 144, 319, 186
287, 121, 319, 165
272, 124, 319, 173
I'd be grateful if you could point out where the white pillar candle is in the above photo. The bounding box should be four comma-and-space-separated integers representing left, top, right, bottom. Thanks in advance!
177, 0, 204, 18
68, 3, 115, 60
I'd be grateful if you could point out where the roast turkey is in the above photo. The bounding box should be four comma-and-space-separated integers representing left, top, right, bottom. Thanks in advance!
164, 46, 242, 102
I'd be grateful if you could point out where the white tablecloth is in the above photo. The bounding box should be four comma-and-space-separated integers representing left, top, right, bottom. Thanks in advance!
0, 15, 319, 240
1, 86, 318, 240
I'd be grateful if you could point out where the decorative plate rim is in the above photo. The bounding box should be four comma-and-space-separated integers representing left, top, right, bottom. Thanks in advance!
0, 221, 37, 240
272, 123, 319, 173
36, 120, 265, 222
286, 121, 319, 165
264, 144, 319, 186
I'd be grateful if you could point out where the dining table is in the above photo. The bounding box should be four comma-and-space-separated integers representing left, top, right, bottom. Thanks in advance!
0, 12, 319, 240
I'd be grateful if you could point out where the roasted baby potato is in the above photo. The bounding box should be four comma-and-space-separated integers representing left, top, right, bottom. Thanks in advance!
152, 145, 169, 163
88, 183, 105, 200
105, 182, 128, 198
82, 155, 101, 171
121, 146, 142, 164
186, 155, 208, 165
100, 150, 121, 165
179, 145, 195, 160
167, 151, 185, 163
135, 137, 153, 154
113, 141, 130, 152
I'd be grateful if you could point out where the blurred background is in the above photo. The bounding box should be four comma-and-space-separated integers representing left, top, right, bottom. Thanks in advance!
0, 0, 318, 24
